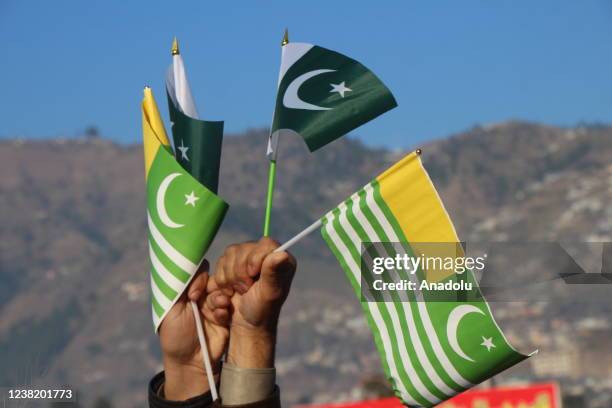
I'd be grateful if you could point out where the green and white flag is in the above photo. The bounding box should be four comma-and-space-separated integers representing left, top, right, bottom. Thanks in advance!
143, 87, 228, 331
166, 38, 224, 193
267, 42, 397, 160
319, 152, 534, 407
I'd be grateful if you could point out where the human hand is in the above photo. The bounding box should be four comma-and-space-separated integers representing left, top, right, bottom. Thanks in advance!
158, 260, 231, 400
208, 238, 297, 368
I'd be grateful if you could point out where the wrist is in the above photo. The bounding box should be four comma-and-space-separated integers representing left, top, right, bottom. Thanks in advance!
227, 324, 277, 368
163, 358, 211, 401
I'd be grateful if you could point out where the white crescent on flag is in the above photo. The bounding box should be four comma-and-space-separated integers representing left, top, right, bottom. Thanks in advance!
447, 304, 485, 362
283, 69, 336, 111
156, 173, 185, 229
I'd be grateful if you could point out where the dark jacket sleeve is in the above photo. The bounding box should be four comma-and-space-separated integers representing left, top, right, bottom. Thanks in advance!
149, 372, 281, 408
149, 371, 214, 408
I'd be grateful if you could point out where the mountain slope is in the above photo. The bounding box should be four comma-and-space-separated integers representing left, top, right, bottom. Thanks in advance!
0, 122, 611, 406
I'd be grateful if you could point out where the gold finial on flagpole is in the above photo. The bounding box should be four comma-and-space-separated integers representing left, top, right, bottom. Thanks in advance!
281, 28, 289, 46
171, 37, 180, 55
416, 148, 423, 156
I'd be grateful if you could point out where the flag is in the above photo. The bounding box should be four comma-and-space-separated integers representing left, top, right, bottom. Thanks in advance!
166, 39, 224, 193
267, 42, 397, 160
320, 152, 532, 407
143, 87, 228, 331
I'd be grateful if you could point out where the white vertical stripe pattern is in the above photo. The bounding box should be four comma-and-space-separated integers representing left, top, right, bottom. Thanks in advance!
321, 182, 484, 406
148, 242, 186, 294
337, 203, 442, 404
324, 213, 421, 406
361, 188, 473, 389
147, 212, 198, 275
346, 196, 461, 395
150, 273, 173, 310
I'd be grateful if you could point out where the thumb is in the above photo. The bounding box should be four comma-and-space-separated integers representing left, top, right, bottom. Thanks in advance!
260, 251, 297, 300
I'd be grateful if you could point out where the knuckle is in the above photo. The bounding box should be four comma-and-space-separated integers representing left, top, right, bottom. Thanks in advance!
205, 297, 214, 310
246, 252, 257, 266
230, 258, 241, 276
237, 260, 249, 277
261, 237, 280, 247
216, 255, 226, 268
199, 272, 208, 285
215, 273, 227, 286
225, 245, 238, 256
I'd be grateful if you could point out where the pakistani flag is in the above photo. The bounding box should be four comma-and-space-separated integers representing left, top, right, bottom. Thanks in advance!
166, 38, 224, 193
267, 41, 397, 160
143, 87, 228, 331
320, 152, 534, 407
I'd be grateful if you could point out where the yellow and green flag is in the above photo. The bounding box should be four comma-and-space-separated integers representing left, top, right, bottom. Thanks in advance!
143, 88, 228, 331
320, 152, 533, 407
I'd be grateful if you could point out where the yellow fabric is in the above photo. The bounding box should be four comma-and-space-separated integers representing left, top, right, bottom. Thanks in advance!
142, 87, 171, 179
377, 152, 463, 282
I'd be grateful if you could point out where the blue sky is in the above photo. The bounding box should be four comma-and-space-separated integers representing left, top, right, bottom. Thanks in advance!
1, 1, 611, 148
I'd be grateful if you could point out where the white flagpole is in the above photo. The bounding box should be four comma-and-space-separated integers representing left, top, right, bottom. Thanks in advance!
170, 37, 218, 400
274, 219, 322, 253
185, 218, 320, 400
273, 151, 426, 253
190, 300, 218, 400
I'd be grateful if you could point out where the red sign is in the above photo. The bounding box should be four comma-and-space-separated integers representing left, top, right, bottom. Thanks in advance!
297, 398, 402, 408
298, 383, 560, 408
439, 383, 560, 408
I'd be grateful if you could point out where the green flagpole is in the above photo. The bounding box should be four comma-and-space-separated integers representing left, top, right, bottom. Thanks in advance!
263, 159, 276, 236
262, 29, 289, 237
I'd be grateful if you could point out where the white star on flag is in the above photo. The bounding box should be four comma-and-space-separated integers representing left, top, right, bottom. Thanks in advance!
178, 139, 189, 161
184, 191, 199, 207
330, 81, 352, 98
481, 336, 496, 352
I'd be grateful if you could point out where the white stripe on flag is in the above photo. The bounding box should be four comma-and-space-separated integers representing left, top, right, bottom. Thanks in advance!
389, 242, 472, 388
148, 242, 186, 294
148, 212, 198, 275
361, 190, 473, 389
363, 183, 397, 241
169, 54, 199, 118
347, 196, 460, 396
151, 273, 173, 310
152, 306, 161, 330
266, 131, 280, 161
337, 203, 443, 404
277, 43, 314, 85
324, 213, 421, 406
350, 192, 379, 239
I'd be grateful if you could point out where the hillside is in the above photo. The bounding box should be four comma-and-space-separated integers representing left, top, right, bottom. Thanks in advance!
0, 122, 611, 407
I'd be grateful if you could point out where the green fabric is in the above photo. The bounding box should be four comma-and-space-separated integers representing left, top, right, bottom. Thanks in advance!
146, 145, 228, 330
272, 45, 397, 152
167, 92, 224, 193
319, 181, 528, 407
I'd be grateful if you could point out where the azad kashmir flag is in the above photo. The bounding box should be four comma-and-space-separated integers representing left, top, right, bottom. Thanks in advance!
266, 40, 397, 160
319, 152, 534, 407
142, 87, 228, 331
166, 38, 224, 193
